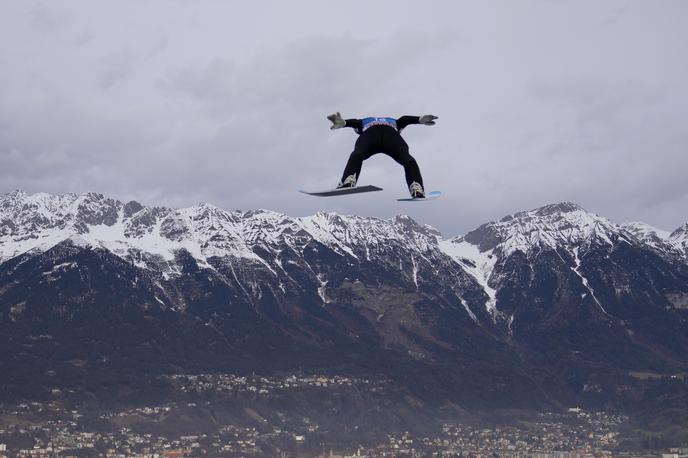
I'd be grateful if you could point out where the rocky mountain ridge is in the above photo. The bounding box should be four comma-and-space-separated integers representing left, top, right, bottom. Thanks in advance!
1, 190, 688, 414
2, 191, 687, 309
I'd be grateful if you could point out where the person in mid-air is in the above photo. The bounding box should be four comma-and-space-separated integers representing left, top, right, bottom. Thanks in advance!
327, 112, 438, 198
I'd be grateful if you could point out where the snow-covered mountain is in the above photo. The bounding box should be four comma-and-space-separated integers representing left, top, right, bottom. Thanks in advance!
2, 190, 688, 402
4, 192, 687, 279
622, 221, 673, 251
441, 202, 624, 320
669, 223, 688, 255
445, 201, 686, 261
2, 191, 687, 322
0, 189, 440, 269
454, 202, 628, 255
622, 220, 688, 260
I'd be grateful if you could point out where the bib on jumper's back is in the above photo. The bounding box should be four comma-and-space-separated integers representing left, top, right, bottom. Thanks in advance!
361, 117, 397, 132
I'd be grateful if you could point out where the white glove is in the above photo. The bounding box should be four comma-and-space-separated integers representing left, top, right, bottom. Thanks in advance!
327, 112, 346, 130
419, 114, 438, 125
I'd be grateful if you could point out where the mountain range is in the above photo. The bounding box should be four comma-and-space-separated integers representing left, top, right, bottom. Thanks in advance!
1, 190, 687, 423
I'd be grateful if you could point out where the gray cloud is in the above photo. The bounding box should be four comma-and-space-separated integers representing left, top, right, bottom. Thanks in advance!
30, 2, 70, 33
98, 50, 136, 90
0, 0, 687, 236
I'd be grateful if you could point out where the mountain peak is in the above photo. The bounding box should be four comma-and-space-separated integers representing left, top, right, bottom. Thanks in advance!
465, 201, 621, 255
499, 202, 586, 222
533, 201, 585, 216
5, 189, 27, 198
0, 191, 448, 269
671, 223, 688, 239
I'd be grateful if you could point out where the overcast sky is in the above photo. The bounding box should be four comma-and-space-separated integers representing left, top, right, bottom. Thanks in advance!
1, 0, 686, 236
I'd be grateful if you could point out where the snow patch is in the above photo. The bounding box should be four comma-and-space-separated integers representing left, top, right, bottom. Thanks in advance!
459, 298, 479, 324
571, 247, 611, 317
411, 255, 418, 289
316, 274, 329, 304
440, 238, 500, 320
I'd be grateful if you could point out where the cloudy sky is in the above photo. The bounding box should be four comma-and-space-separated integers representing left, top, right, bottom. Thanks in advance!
1, 0, 686, 235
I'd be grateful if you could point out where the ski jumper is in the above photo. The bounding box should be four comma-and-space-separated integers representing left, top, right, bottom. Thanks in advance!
340, 116, 424, 188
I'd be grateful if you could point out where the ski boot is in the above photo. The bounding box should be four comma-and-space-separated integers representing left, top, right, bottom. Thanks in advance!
409, 181, 425, 199
336, 174, 357, 189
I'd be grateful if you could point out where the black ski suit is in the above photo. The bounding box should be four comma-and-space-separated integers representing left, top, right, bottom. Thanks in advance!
340, 116, 424, 188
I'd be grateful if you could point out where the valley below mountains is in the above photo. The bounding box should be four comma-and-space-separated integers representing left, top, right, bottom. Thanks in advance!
1, 190, 688, 452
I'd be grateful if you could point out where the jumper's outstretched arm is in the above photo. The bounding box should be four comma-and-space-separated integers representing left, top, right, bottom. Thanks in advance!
419, 114, 438, 125
327, 112, 361, 130
397, 115, 438, 130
